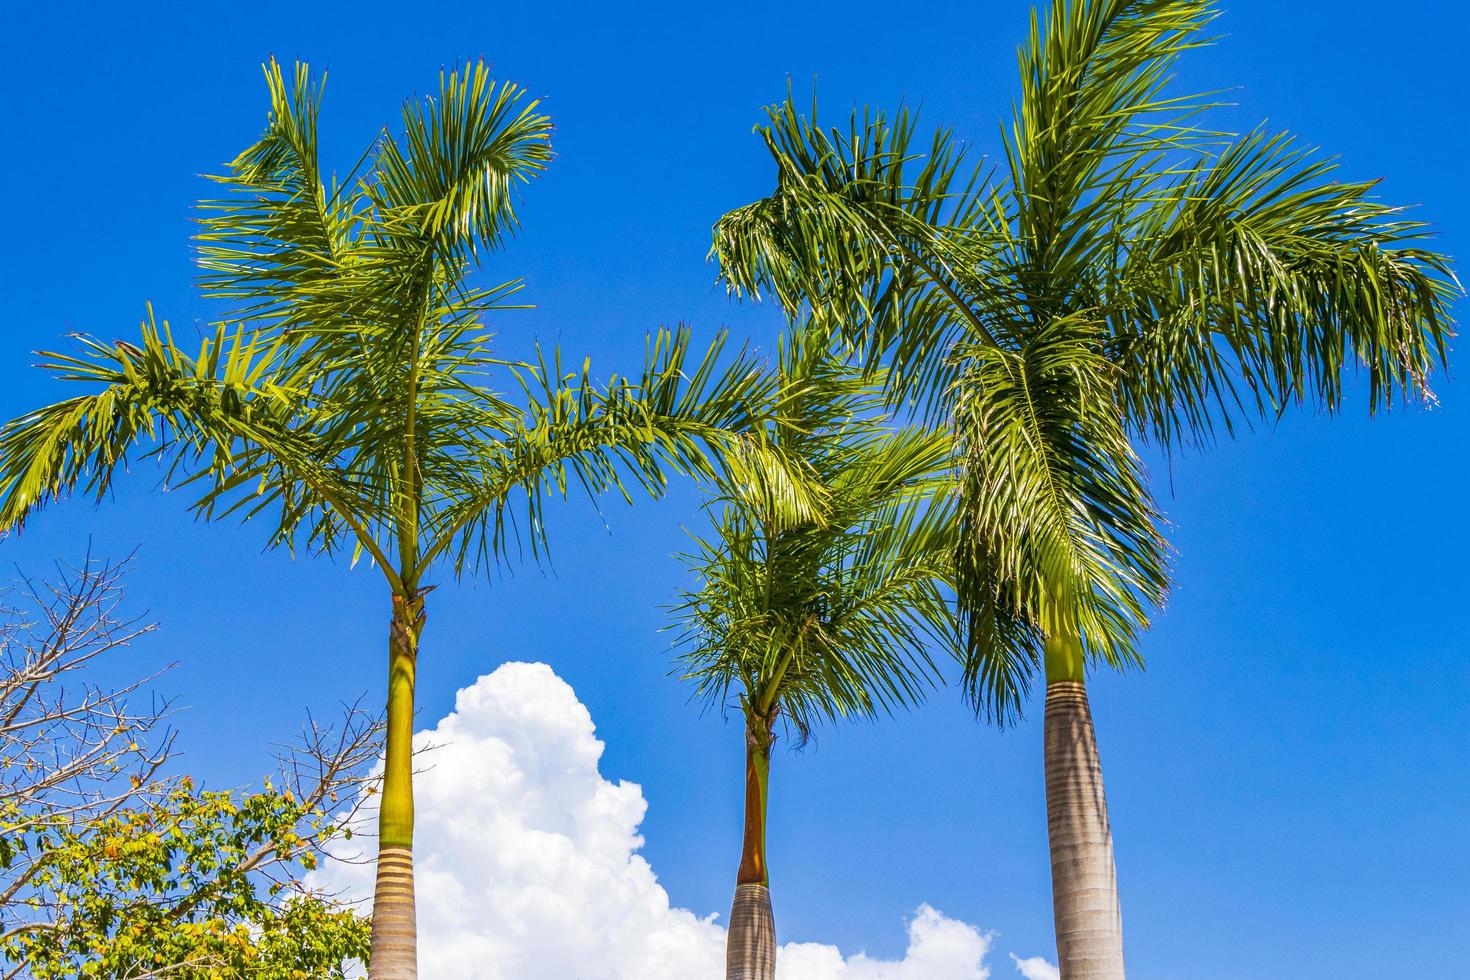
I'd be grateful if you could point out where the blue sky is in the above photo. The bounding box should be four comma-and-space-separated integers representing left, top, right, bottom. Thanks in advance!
2, 2, 1466, 977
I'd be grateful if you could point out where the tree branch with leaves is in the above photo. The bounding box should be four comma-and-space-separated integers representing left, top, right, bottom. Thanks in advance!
0, 556, 381, 979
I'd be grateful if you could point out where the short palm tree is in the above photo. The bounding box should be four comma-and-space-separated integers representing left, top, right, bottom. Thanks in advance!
673, 327, 958, 980
0, 61, 782, 980
711, 1, 1457, 976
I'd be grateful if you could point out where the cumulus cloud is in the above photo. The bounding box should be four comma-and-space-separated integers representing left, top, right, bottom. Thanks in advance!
1010, 954, 1061, 980
778, 905, 993, 979
316, 662, 1054, 980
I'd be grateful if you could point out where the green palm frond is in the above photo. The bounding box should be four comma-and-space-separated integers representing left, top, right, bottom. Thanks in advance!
1114, 128, 1457, 446
1006, 0, 1220, 283
424, 326, 806, 576
196, 58, 364, 335
0, 306, 397, 575
673, 327, 958, 739
370, 62, 552, 261
712, 97, 996, 410
953, 313, 1167, 722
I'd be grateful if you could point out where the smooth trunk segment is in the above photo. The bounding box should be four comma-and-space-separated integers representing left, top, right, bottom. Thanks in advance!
727, 882, 776, 980
379, 599, 419, 850
370, 596, 422, 979
1044, 679, 1125, 979
369, 845, 417, 979
729, 718, 775, 979
735, 722, 772, 887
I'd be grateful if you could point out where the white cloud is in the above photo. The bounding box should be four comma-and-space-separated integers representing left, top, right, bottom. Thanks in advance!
316, 662, 1055, 980
1010, 954, 1061, 980
778, 905, 993, 979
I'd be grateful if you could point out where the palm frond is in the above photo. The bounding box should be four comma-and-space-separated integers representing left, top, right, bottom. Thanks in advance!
673, 328, 958, 738
953, 312, 1168, 723
370, 63, 552, 263
0, 308, 399, 576
711, 95, 997, 413
420, 326, 812, 577
196, 58, 364, 335
1115, 128, 1458, 446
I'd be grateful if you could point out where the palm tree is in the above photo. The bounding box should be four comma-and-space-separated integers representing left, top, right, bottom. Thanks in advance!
710, 2, 1457, 976
0, 61, 785, 980
672, 326, 958, 980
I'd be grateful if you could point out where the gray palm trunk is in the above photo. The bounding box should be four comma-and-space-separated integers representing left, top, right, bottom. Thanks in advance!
727, 883, 777, 980
368, 846, 417, 978
1044, 679, 1125, 979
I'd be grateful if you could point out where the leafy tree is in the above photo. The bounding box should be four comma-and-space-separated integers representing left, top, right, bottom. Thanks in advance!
3, 782, 369, 979
711, 1, 1457, 975
0, 556, 380, 979
0, 61, 777, 979
672, 327, 958, 980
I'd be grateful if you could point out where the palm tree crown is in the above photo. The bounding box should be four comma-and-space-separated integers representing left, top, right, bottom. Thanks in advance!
0, 60, 773, 581
673, 327, 958, 740
712, 0, 1457, 717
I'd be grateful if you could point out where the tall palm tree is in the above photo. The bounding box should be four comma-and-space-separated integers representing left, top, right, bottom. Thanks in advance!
710, 2, 1457, 976
673, 327, 959, 980
0, 61, 786, 980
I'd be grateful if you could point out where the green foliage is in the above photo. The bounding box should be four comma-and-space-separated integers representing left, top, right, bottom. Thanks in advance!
0, 58, 781, 598
0, 58, 797, 975
0, 780, 367, 979
673, 326, 959, 740
712, 0, 1458, 722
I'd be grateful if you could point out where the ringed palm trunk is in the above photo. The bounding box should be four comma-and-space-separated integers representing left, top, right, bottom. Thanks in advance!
369, 591, 424, 980
727, 713, 776, 980
1043, 633, 1125, 979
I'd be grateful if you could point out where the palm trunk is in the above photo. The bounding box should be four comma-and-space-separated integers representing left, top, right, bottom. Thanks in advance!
369, 593, 423, 980
1043, 634, 1124, 979
727, 716, 775, 980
